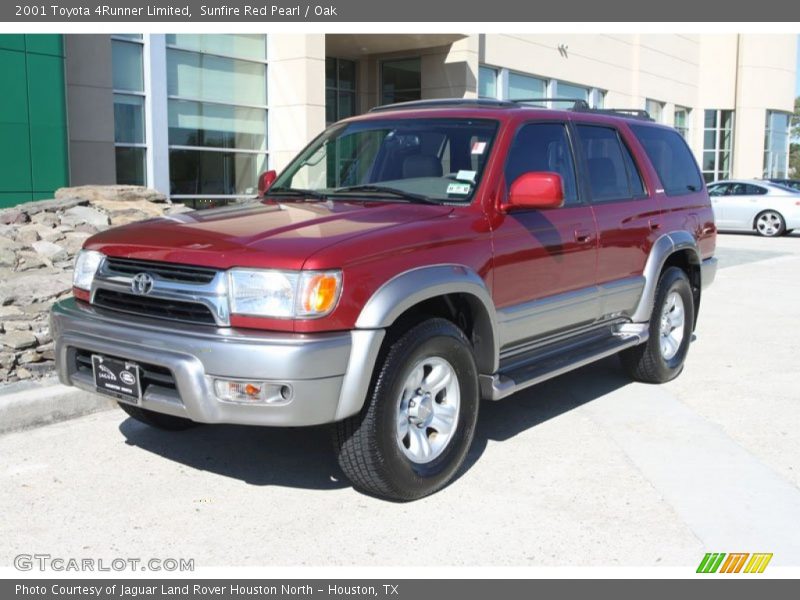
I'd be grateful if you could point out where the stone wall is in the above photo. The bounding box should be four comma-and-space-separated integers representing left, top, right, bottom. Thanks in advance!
0, 186, 191, 383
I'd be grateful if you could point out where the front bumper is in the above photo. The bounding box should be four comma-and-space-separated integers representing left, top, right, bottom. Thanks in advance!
50, 298, 384, 426
700, 256, 718, 289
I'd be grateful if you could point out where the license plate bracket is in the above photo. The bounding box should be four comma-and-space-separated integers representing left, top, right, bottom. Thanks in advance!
91, 354, 142, 404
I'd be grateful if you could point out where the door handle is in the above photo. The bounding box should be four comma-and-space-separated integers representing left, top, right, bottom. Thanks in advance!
574, 229, 593, 243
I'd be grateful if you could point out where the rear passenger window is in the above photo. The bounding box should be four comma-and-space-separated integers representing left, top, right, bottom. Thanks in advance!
575, 125, 643, 202
630, 124, 703, 196
505, 123, 579, 205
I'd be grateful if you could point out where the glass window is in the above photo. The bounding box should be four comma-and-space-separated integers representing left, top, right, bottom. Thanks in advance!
557, 81, 589, 102
114, 94, 145, 144
508, 72, 546, 102
271, 118, 499, 203
111, 40, 143, 92
115, 147, 146, 186
631, 124, 704, 196
479, 66, 498, 99
381, 58, 421, 105
505, 123, 578, 205
325, 57, 357, 123
702, 109, 734, 182
166, 34, 266, 61
763, 110, 790, 179
645, 99, 664, 124
167, 49, 267, 106
674, 107, 690, 139
168, 100, 267, 152
169, 149, 266, 196
575, 125, 635, 202
113, 34, 143, 41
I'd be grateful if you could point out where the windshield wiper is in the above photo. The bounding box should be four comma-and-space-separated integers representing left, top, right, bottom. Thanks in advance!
331, 185, 438, 205
267, 186, 328, 200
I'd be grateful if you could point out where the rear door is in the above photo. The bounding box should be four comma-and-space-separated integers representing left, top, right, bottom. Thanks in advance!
491, 121, 600, 349
707, 182, 732, 225
725, 183, 769, 229
572, 122, 659, 321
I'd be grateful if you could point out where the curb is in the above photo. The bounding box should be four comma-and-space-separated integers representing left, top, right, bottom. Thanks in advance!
0, 377, 115, 435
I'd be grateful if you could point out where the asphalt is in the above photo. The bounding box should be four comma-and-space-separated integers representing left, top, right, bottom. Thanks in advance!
1, 232, 798, 568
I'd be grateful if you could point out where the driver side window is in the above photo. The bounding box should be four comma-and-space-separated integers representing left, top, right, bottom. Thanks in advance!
504, 123, 579, 206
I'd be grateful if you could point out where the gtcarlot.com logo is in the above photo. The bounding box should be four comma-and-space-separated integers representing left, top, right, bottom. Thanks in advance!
14, 554, 195, 572
696, 552, 773, 574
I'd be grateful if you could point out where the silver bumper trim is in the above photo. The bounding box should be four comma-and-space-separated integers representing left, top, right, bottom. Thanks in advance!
51, 298, 383, 426
701, 256, 718, 289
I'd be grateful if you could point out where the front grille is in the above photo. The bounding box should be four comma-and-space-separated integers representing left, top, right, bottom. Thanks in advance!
94, 289, 217, 325
104, 257, 218, 284
73, 349, 177, 392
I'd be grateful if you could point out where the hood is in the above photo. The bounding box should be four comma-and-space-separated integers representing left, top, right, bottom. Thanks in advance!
84, 199, 453, 270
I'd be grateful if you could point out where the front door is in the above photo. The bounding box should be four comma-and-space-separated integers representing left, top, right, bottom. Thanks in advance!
491, 121, 599, 350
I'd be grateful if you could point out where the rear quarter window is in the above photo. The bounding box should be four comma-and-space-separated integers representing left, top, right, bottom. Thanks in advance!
630, 125, 703, 196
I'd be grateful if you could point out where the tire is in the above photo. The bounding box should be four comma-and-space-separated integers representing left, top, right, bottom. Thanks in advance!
117, 402, 198, 431
333, 318, 480, 501
621, 266, 695, 384
784, 229, 794, 236
754, 210, 786, 237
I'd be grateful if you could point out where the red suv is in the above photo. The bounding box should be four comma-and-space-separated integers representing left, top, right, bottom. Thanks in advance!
51, 98, 717, 500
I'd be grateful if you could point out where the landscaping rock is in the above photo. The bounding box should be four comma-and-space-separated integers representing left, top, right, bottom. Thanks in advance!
1, 331, 38, 350
62, 206, 110, 229
0, 209, 28, 225
0, 248, 16, 268
32, 240, 68, 262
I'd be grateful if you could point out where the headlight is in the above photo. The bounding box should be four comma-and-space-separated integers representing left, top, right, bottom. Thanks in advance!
73, 250, 105, 291
228, 269, 342, 319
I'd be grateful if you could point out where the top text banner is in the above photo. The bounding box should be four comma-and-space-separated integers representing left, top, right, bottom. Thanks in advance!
4, 0, 800, 22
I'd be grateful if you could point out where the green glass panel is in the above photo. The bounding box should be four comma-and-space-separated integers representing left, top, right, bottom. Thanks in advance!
24, 34, 63, 56
30, 124, 69, 192
112, 40, 144, 92
0, 123, 32, 192
167, 49, 267, 106
478, 66, 497, 98
0, 192, 33, 208
0, 50, 29, 124
167, 34, 266, 61
26, 53, 67, 127
0, 35, 26, 51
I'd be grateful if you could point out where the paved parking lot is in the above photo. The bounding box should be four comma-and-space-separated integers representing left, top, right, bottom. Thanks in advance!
1, 232, 799, 568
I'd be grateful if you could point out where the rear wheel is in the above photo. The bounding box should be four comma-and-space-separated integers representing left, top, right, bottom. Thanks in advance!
754, 210, 785, 237
333, 318, 479, 501
621, 266, 695, 383
117, 402, 197, 431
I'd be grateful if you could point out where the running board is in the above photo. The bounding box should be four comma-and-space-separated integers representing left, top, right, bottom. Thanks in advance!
480, 331, 647, 401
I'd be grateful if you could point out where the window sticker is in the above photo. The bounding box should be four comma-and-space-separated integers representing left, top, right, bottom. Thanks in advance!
471, 141, 487, 155
447, 182, 472, 195
456, 170, 477, 182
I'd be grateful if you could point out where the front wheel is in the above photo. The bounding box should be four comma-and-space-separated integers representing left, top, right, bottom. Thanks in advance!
621, 266, 695, 383
754, 210, 786, 237
333, 318, 480, 501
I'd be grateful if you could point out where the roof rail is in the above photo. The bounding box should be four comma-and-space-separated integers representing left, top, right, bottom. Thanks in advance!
369, 98, 515, 113
509, 97, 590, 110
572, 105, 654, 121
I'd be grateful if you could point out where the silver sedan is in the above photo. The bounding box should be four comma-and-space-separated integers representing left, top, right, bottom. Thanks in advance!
707, 179, 800, 237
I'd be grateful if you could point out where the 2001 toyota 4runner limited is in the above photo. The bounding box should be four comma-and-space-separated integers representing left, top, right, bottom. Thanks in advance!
51, 98, 717, 501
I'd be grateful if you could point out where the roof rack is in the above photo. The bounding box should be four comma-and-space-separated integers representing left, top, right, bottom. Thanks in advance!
369, 98, 515, 113
368, 97, 654, 121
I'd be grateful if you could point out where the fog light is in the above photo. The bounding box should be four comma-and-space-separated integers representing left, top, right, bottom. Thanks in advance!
213, 379, 292, 404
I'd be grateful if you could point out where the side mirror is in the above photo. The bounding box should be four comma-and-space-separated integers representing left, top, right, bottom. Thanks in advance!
507, 172, 564, 210
257, 170, 277, 197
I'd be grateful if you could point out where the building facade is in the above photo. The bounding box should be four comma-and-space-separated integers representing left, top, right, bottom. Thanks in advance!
0, 33, 796, 208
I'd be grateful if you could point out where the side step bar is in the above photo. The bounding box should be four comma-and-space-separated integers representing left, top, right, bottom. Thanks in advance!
480, 331, 647, 401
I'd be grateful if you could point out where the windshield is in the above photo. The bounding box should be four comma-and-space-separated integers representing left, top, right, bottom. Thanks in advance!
270, 118, 499, 203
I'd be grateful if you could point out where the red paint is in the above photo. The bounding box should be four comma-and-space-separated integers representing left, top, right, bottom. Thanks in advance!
79, 106, 715, 333
507, 172, 564, 210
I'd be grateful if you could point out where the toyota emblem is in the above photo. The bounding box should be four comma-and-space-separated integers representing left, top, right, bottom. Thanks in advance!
131, 272, 155, 295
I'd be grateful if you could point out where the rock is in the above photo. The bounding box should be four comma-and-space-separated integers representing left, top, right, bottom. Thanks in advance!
0, 352, 14, 369
63, 231, 92, 254
0, 209, 28, 225
16, 225, 41, 245
75, 223, 99, 235
22, 361, 54, 377
0, 236, 22, 251
109, 209, 151, 226
31, 211, 59, 228
2, 321, 30, 331
0, 248, 15, 268
32, 240, 68, 262
34, 329, 52, 345
16, 367, 32, 380
165, 203, 194, 215
0, 270, 72, 306
1, 331, 37, 350
18, 350, 42, 364
0, 306, 23, 319
21, 196, 88, 215
56, 185, 168, 204
40, 228, 67, 243
62, 206, 110, 229
14, 252, 48, 272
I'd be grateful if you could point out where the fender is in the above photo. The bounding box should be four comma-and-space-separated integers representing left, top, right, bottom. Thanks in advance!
335, 265, 500, 421
630, 231, 701, 323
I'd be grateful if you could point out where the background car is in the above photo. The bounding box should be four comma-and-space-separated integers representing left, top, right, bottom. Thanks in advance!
766, 178, 800, 192
707, 179, 800, 237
